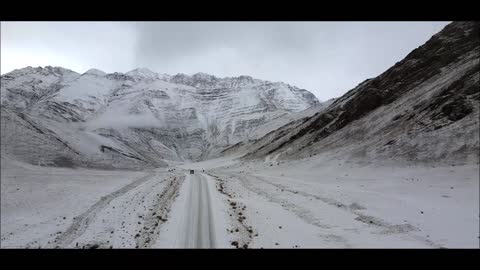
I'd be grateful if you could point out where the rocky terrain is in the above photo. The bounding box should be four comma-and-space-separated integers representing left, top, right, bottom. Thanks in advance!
238, 21, 479, 166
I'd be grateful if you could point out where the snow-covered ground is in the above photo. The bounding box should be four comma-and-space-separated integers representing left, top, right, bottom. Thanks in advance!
0, 156, 179, 248
205, 155, 479, 248
1, 153, 478, 248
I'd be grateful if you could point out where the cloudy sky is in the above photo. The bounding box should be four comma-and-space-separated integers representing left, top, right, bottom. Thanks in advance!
1, 21, 449, 101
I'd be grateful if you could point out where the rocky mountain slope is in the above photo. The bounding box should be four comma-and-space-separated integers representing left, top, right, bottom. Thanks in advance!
239, 21, 479, 166
1, 67, 321, 169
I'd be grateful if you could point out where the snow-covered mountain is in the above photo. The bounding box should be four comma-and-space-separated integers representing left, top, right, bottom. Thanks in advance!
2, 21, 478, 250
238, 21, 479, 166
5, 22, 476, 170
1, 67, 321, 168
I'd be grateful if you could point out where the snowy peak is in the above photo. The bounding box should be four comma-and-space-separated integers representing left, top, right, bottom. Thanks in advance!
41, 66, 77, 75
235, 75, 255, 84
1, 66, 81, 111
169, 72, 307, 95
192, 72, 216, 79
82, 68, 107, 77
125, 68, 159, 80
3, 66, 79, 78
169, 73, 214, 87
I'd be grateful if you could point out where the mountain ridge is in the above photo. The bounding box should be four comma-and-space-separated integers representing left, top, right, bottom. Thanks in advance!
1, 65, 323, 169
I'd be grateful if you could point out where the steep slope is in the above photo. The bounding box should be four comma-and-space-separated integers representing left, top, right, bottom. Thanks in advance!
241, 21, 479, 166
0, 66, 80, 112
1, 67, 320, 168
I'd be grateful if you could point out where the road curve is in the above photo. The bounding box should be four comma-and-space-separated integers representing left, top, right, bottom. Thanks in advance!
181, 172, 216, 248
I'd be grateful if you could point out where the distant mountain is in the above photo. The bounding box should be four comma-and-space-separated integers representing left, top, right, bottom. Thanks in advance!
238, 21, 479, 166
0, 66, 322, 169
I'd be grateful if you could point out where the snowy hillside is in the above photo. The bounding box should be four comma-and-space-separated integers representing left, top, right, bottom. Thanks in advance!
240, 21, 480, 166
1, 67, 321, 168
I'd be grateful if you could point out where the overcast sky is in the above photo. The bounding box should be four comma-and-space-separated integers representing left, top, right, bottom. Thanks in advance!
1, 21, 449, 101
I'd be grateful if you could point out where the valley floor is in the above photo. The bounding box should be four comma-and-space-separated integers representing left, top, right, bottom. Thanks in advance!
1, 154, 478, 248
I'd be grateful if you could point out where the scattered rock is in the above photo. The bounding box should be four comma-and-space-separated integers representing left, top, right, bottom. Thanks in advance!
349, 203, 366, 210
88, 244, 99, 249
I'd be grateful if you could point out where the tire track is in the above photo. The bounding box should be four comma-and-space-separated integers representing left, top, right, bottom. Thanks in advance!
47, 171, 157, 248
218, 171, 333, 230
214, 172, 351, 248
229, 172, 443, 248
206, 172, 255, 249
136, 175, 184, 248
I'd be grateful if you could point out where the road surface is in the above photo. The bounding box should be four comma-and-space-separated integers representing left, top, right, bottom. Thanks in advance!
179, 172, 217, 248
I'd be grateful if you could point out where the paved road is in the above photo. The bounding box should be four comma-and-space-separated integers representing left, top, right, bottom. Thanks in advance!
181, 172, 216, 248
